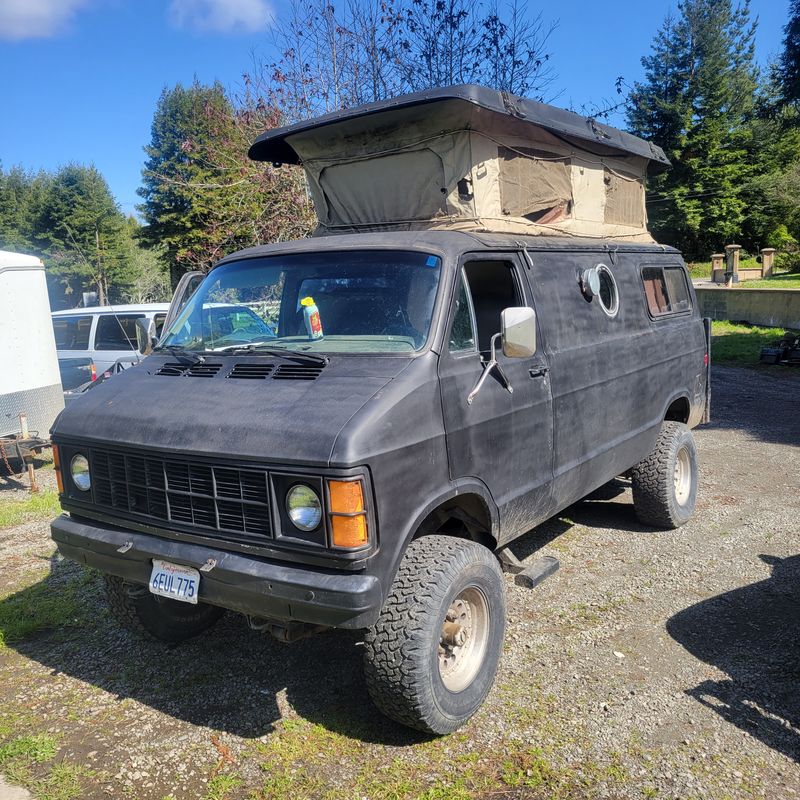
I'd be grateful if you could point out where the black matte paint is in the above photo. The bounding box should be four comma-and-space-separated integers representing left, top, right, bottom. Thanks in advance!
51, 231, 707, 628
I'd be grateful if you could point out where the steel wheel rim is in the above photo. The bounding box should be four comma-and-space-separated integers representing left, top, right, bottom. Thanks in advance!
438, 586, 490, 692
674, 446, 692, 506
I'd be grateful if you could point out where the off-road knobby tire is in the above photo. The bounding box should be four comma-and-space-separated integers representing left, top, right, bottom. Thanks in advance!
363, 535, 506, 735
104, 575, 225, 643
631, 421, 698, 529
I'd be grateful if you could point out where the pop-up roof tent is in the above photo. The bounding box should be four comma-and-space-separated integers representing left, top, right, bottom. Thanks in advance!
249, 85, 669, 242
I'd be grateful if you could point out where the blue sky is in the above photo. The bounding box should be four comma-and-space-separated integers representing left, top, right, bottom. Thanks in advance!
0, 0, 789, 218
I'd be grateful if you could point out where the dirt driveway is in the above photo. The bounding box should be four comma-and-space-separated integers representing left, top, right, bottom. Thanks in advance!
0, 364, 798, 800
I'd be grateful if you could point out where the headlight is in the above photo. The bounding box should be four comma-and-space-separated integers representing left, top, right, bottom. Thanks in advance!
70, 454, 91, 492
286, 484, 322, 531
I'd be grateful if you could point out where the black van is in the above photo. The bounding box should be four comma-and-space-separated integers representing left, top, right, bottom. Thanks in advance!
50, 87, 709, 735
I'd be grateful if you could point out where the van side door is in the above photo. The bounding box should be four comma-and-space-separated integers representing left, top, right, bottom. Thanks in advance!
437, 253, 554, 544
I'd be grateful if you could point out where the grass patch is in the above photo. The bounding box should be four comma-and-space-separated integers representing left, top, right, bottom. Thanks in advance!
204, 772, 242, 800
0, 566, 97, 647
0, 734, 58, 766
710, 321, 796, 365
740, 271, 800, 289
687, 257, 761, 280
0, 489, 61, 530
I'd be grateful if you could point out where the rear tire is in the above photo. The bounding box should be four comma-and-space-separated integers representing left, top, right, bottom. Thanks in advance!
363, 535, 506, 735
104, 575, 225, 643
631, 421, 698, 529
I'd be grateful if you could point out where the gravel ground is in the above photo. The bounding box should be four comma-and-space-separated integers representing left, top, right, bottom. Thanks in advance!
0, 364, 798, 800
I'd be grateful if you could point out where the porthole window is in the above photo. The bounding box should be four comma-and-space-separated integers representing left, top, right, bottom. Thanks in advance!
596, 264, 619, 317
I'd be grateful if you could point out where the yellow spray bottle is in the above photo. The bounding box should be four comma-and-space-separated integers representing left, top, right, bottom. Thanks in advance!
300, 296, 324, 340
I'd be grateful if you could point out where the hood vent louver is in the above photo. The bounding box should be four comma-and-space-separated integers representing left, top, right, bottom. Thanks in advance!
155, 362, 222, 378
273, 364, 325, 381
227, 363, 275, 380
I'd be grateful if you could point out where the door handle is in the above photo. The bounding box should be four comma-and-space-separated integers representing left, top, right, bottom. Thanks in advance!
529, 366, 549, 379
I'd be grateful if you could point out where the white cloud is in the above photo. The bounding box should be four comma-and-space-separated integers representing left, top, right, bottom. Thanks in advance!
168, 0, 273, 34
0, 0, 94, 41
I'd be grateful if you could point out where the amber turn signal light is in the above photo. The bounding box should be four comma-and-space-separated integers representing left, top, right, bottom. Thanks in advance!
331, 514, 368, 548
327, 479, 368, 548
52, 444, 64, 494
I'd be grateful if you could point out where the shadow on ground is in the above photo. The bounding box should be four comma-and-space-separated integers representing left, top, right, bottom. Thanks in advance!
667, 554, 800, 763
0, 555, 429, 746
706, 366, 800, 448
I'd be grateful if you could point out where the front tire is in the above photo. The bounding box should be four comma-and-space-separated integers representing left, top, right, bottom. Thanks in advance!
104, 575, 225, 643
631, 421, 698, 529
363, 535, 506, 735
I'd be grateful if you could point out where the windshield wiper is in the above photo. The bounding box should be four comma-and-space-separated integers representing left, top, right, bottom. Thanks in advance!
153, 345, 206, 365
218, 343, 328, 366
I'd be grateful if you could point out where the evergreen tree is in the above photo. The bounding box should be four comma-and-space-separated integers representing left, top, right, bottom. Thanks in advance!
36, 165, 132, 305
138, 80, 315, 286
137, 81, 234, 286
627, 0, 758, 258
779, 0, 800, 106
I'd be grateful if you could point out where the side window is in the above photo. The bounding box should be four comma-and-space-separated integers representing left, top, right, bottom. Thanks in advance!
463, 260, 521, 352
664, 267, 691, 313
449, 275, 476, 352
52, 316, 92, 350
642, 266, 692, 317
95, 314, 143, 351
154, 313, 167, 337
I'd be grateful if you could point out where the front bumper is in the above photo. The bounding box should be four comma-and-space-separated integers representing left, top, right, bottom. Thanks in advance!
51, 514, 383, 629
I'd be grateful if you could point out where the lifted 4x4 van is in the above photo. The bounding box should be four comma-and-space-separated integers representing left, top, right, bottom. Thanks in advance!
50, 86, 710, 735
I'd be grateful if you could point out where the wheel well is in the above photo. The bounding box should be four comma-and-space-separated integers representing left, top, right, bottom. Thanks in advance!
412, 494, 496, 550
665, 396, 690, 424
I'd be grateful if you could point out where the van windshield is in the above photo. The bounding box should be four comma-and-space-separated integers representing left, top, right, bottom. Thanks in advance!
159, 250, 442, 354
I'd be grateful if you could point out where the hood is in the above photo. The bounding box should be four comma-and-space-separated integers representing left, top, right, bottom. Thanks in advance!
51, 355, 412, 467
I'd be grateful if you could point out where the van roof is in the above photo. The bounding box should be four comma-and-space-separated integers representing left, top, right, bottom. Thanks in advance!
52, 303, 171, 316
218, 230, 680, 268
249, 84, 669, 170
0, 250, 44, 269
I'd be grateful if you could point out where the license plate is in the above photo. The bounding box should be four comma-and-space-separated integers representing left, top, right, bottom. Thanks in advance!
149, 559, 200, 604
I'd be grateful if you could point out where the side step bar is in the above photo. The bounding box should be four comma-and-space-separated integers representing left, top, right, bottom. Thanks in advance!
496, 546, 560, 589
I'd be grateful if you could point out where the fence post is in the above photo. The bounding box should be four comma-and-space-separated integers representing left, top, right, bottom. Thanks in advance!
711, 253, 725, 283
760, 248, 776, 278
725, 244, 742, 284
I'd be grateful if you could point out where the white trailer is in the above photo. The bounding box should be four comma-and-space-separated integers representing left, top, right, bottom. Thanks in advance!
0, 251, 64, 448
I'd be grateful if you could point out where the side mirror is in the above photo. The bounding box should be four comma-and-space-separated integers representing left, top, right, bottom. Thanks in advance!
501, 306, 537, 358
135, 317, 157, 355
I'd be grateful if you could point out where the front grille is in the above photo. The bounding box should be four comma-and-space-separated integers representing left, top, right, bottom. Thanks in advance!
89, 448, 272, 544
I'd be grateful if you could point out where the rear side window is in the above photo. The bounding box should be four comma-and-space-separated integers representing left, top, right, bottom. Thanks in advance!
95, 314, 144, 351
642, 266, 691, 317
52, 316, 92, 350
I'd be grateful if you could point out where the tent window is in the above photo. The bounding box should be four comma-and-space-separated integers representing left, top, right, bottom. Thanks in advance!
319, 149, 447, 226
497, 147, 572, 219
604, 168, 644, 227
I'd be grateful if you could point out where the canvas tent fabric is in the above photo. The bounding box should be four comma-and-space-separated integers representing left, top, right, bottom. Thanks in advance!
249, 85, 669, 242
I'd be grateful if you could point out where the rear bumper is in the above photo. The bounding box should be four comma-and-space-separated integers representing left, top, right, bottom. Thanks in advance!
51, 514, 383, 629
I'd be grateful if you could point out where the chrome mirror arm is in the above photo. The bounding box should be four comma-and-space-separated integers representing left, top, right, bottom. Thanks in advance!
467, 333, 514, 405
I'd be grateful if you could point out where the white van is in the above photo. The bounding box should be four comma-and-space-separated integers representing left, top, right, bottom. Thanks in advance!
52, 304, 170, 374
0, 250, 64, 440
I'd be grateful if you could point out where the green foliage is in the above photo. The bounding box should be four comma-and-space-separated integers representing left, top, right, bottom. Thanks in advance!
0, 565, 96, 648
779, 0, 800, 105
137, 81, 314, 287
0, 734, 58, 766
710, 320, 796, 364
0, 489, 61, 530
0, 163, 159, 308
628, 0, 758, 259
